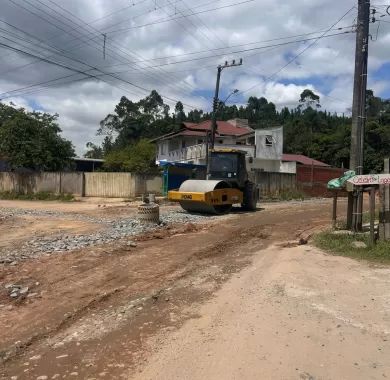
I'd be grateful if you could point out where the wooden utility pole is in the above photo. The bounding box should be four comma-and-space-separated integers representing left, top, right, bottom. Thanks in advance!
206, 59, 243, 178
348, 0, 370, 231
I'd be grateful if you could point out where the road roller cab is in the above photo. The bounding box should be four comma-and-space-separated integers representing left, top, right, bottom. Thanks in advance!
168, 149, 259, 214
208, 149, 248, 187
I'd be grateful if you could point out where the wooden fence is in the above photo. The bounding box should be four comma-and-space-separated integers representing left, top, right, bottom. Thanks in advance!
0, 172, 162, 198
251, 170, 296, 196
0, 172, 84, 196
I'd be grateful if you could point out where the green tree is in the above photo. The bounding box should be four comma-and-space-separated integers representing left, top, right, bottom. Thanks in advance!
99, 91, 174, 148
84, 142, 104, 159
298, 89, 321, 110
0, 104, 75, 171
174, 101, 186, 124
103, 139, 158, 174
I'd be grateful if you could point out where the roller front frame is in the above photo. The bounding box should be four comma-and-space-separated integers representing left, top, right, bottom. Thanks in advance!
168, 188, 243, 205
167, 179, 244, 214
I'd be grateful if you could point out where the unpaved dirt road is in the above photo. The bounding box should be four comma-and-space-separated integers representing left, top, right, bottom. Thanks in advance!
1, 198, 390, 379
134, 245, 390, 380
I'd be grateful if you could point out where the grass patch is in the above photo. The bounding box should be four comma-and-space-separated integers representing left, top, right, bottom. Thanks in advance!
264, 189, 307, 202
362, 210, 379, 224
0, 191, 74, 201
314, 231, 390, 263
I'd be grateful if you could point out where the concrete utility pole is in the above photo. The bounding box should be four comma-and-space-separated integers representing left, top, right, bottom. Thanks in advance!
206, 59, 243, 178
348, 0, 370, 231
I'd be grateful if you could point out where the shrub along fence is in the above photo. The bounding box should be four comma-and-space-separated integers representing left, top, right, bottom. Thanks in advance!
0, 172, 162, 198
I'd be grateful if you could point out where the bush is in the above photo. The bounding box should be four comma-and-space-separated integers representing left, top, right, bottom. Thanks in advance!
262, 189, 307, 201
0, 191, 74, 201
103, 139, 159, 174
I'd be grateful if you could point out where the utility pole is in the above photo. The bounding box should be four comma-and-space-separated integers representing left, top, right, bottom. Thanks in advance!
348, 0, 370, 231
206, 59, 243, 178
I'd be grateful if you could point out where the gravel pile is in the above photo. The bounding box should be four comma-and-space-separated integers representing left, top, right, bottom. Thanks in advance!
0, 208, 212, 264
0, 207, 113, 224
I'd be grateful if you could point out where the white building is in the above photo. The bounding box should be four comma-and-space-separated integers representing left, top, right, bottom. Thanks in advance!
154, 119, 292, 173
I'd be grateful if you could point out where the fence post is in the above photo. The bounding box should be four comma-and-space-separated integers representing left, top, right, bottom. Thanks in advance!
81, 172, 85, 197
369, 187, 376, 245
332, 191, 338, 229
379, 158, 390, 240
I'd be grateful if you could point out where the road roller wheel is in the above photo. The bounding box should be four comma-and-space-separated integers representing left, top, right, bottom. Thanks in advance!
177, 179, 233, 215
179, 201, 232, 215
242, 181, 258, 211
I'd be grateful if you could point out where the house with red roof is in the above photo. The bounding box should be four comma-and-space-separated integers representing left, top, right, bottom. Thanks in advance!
154, 119, 331, 174
282, 154, 329, 167
154, 118, 256, 165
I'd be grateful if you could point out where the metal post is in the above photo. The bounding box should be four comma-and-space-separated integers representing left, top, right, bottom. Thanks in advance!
349, 0, 370, 231
332, 191, 338, 229
347, 192, 354, 229
369, 187, 376, 244
385, 159, 390, 239
205, 130, 209, 176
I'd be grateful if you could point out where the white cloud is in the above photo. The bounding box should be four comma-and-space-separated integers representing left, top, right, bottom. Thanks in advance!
0, 0, 389, 154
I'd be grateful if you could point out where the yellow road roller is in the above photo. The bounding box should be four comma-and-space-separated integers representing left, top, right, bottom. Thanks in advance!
168, 149, 259, 214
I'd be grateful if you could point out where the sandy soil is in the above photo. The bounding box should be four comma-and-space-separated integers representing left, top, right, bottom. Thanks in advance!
0, 198, 131, 213
1, 198, 388, 379
0, 198, 140, 252
134, 244, 390, 380
0, 215, 103, 251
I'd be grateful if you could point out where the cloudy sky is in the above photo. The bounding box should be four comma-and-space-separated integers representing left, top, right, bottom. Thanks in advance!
0, 0, 389, 154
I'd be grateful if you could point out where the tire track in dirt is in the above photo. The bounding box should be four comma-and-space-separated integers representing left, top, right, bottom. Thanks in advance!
0, 200, 338, 379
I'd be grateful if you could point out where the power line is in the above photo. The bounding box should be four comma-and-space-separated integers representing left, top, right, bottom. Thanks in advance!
84, 0, 151, 26
0, 30, 354, 105
4, 0, 198, 96
34, 0, 195, 94
39, 0, 201, 95
0, 29, 354, 102
103, 25, 355, 67
0, 32, 351, 97
153, 0, 223, 52
101, 0, 222, 33
3, 0, 257, 98
106, 0, 256, 34
108, 31, 355, 68
0, 44, 284, 100
0, 4, 354, 99
236, 6, 357, 96
0, 40, 198, 109
178, 0, 227, 46
33, 0, 210, 94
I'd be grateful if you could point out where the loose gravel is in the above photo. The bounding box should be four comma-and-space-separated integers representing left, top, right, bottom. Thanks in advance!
0, 207, 213, 264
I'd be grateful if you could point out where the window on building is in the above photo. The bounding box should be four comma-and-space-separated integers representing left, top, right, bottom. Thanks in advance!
218, 140, 223, 144
265, 135, 273, 147
197, 139, 203, 144
182, 140, 186, 149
